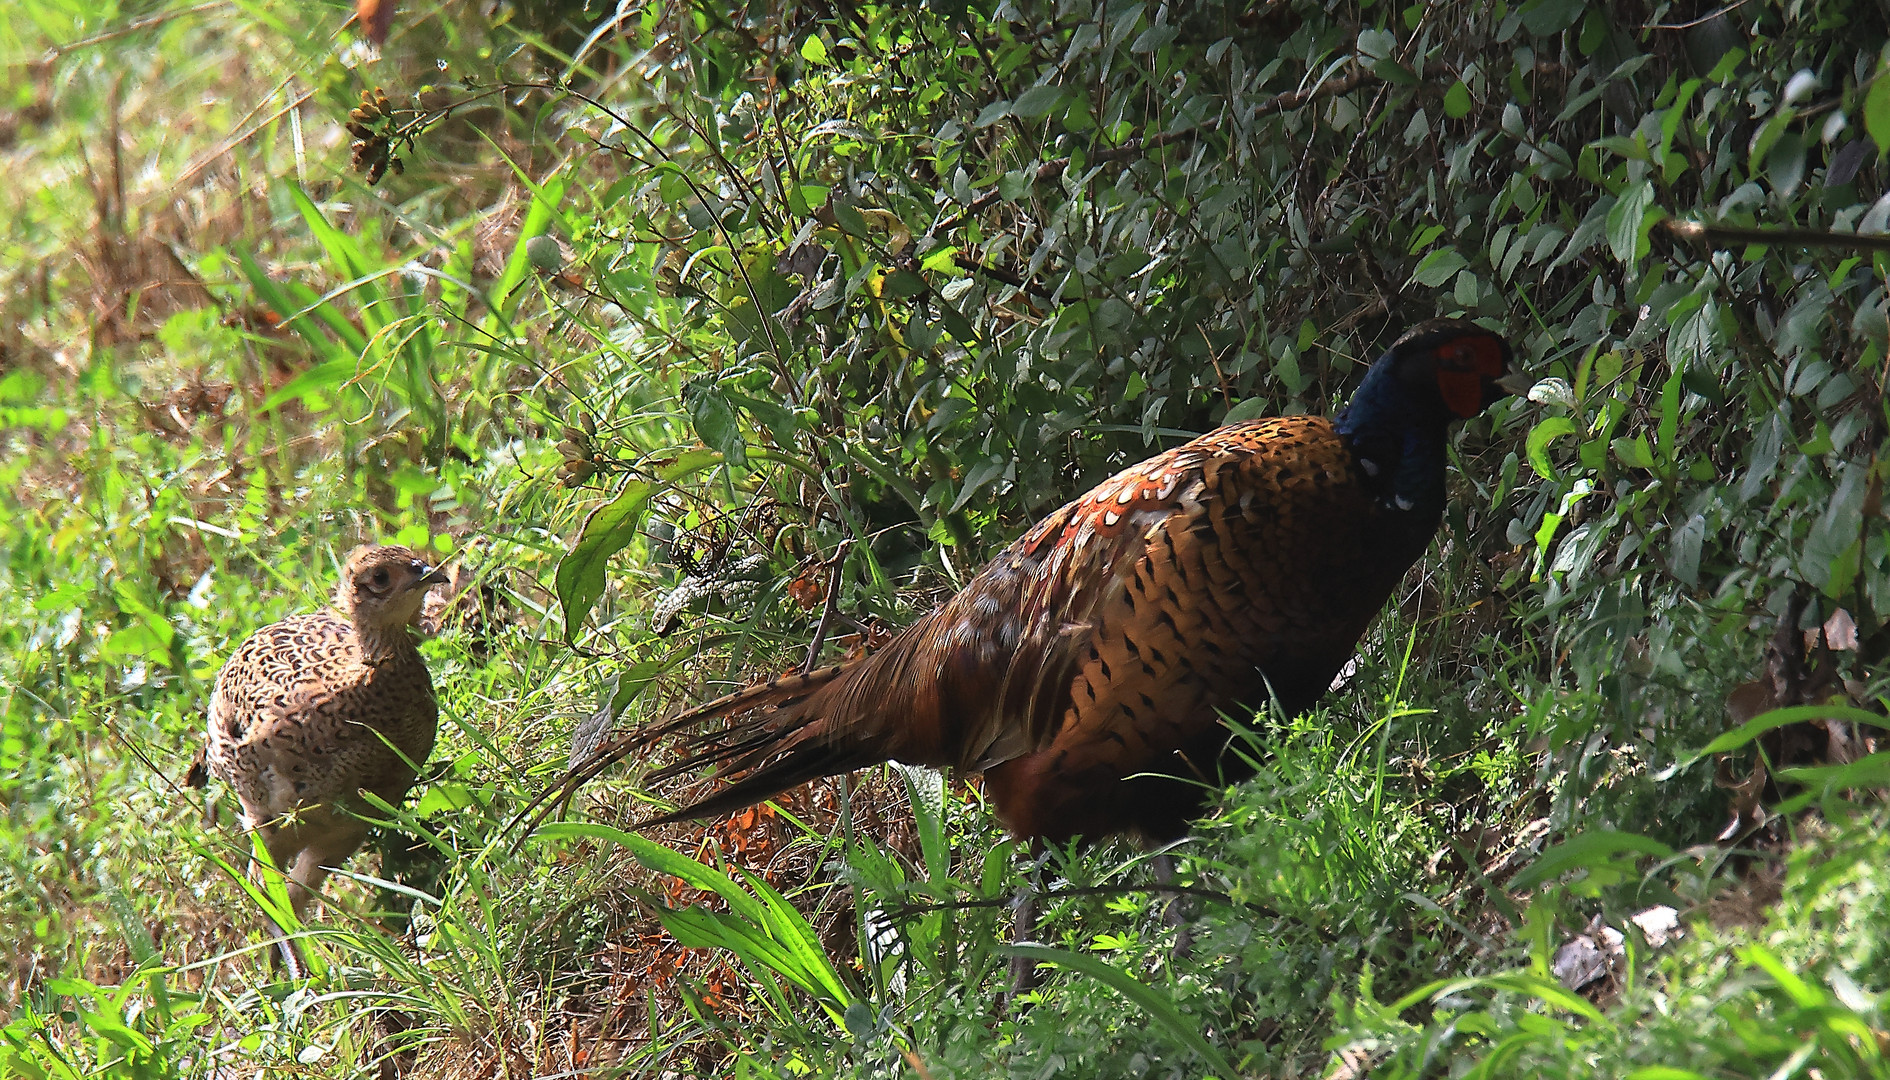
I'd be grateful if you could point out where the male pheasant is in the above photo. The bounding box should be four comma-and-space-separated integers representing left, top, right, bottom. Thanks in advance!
192, 545, 446, 968
529, 319, 1523, 844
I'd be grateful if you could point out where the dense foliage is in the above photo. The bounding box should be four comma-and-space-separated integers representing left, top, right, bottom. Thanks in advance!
2, 0, 1887, 1076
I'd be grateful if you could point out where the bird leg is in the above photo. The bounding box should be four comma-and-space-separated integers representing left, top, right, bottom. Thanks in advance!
1006, 841, 1052, 1005
1152, 852, 1196, 962
249, 809, 369, 979
244, 821, 310, 978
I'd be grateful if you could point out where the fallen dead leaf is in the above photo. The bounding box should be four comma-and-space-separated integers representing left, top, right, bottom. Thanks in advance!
1823, 608, 1859, 652
1629, 905, 1680, 948
1552, 913, 1623, 992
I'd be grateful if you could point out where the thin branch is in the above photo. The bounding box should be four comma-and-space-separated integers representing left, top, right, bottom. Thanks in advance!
895, 882, 1339, 943
40, 0, 229, 60
1661, 217, 1890, 254
891, 883, 1286, 924
801, 539, 853, 675
953, 253, 1058, 301
1642, 0, 1756, 30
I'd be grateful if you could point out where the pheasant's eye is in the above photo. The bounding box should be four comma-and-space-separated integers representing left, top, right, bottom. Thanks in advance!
1436, 341, 1473, 368
371, 568, 390, 588
1436, 335, 1505, 375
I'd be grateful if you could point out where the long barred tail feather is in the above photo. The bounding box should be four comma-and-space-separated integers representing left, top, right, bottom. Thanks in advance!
506, 662, 851, 842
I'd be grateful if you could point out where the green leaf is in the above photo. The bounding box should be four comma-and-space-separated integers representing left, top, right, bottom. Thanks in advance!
1738, 943, 1825, 1008
1776, 751, 1890, 808
532, 822, 855, 1020
1803, 463, 1868, 594
952, 455, 1008, 512
880, 269, 927, 298
1526, 417, 1579, 479
1607, 180, 1656, 262
1867, 66, 1890, 155
1001, 945, 1242, 1079
684, 379, 749, 466
1508, 830, 1674, 891
799, 35, 828, 64
1460, 972, 1610, 1023
1610, 434, 1655, 470
1656, 367, 1682, 462
829, 197, 869, 237
554, 450, 723, 640
414, 782, 478, 816
1443, 81, 1473, 119
1013, 83, 1065, 118
1410, 247, 1469, 286
725, 390, 805, 444
259, 356, 359, 413
1737, 410, 1786, 502
894, 764, 949, 882
1407, 223, 1447, 253
1521, 0, 1587, 36
1669, 512, 1705, 585
1767, 131, 1807, 195
1373, 58, 1420, 86
556, 480, 652, 642
491, 170, 568, 325
1223, 396, 1268, 423
1689, 704, 1890, 760
973, 99, 1012, 128
1356, 28, 1396, 60
920, 245, 961, 274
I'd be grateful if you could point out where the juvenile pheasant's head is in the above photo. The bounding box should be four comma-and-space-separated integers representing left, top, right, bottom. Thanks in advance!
335, 545, 448, 634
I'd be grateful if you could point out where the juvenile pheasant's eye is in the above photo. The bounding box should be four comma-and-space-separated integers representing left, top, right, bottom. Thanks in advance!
371, 568, 389, 587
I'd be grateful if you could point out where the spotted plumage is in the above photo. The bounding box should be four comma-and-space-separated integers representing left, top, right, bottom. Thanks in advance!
524, 319, 1523, 846
196, 545, 446, 939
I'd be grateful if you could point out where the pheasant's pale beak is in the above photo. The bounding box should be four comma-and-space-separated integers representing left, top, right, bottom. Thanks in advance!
412, 562, 449, 587
1494, 371, 1537, 397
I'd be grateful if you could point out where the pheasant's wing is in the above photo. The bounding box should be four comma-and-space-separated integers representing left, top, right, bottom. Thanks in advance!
207, 612, 436, 816
639, 426, 1276, 824
205, 614, 352, 816
986, 416, 1433, 843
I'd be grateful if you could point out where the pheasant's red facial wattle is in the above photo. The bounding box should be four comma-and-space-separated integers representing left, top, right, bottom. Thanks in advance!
1434, 334, 1508, 418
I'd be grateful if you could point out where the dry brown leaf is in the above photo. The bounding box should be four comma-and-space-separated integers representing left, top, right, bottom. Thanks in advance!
1714, 755, 1768, 841
1823, 608, 1860, 651
1725, 679, 1776, 727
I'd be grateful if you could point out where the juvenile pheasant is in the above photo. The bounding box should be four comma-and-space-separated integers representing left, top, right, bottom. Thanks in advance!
527, 319, 1524, 844
193, 545, 446, 965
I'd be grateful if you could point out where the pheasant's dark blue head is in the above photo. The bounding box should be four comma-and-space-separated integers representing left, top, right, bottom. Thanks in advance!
1385, 319, 1520, 418
1335, 319, 1525, 513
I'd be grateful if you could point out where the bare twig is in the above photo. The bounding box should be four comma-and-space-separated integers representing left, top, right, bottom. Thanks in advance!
801, 539, 853, 675
1642, 0, 1757, 30
897, 881, 1339, 941
892, 882, 1278, 922
39, 0, 229, 60
1662, 217, 1890, 254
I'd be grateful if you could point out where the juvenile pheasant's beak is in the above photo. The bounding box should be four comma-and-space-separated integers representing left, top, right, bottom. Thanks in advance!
1494, 371, 1536, 396
412, 561, 449, 588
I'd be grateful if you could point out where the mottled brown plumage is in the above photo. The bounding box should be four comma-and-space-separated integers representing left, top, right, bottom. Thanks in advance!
527, 320, 1522, 845
198, 545, 446, 936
